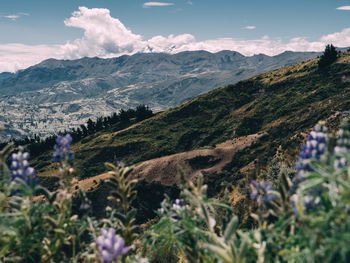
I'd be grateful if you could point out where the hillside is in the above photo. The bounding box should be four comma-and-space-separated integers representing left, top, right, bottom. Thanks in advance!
0, 50, 321, 140
33, 52, 350, 193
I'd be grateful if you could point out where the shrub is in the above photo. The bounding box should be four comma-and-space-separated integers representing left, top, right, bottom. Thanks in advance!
236, 115, 263, 136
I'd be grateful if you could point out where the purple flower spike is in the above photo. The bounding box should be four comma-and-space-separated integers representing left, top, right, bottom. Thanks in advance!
250, 180, 275, 204
10, 149, 39, 186
171, 198, 189, 220
96, 228, 130, 263
334, 120, 350, 169
290, 194, 321, 216
294, 123, 328, 186
53, 134, 74, 163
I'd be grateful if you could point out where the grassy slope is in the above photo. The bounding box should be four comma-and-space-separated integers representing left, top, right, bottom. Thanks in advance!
34, 53, 350, 186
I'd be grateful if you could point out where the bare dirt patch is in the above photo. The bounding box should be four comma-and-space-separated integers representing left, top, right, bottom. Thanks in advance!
131, 133, 263, 186
37, 133, 263, 194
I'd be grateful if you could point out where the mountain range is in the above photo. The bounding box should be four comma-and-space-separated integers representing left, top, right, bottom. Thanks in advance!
0, 50, 323, 141
33, 51, 350, 184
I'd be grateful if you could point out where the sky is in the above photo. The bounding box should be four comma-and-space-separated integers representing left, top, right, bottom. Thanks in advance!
0, 0, 350, 73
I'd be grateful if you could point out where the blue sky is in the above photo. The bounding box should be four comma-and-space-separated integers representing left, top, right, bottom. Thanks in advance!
0, 0, 350, 72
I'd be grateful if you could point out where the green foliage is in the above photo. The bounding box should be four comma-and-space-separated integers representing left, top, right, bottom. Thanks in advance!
187, 155, 220, 169
104, 163, 139, 246
142, 121, 350, 263
235, 115, 263, 136
2, 117, 350, 262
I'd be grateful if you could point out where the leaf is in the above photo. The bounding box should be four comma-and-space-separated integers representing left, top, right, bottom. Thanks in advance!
204, 243, 232, 263
54, 228, 66, 234
114, 212, 127, 223
200, 202, 210, 227
0, 243, 11, 258
299, 178, 324, 191
211, 203, 233, 212
238, 234, 250, 259
224, 215, 239, 242
45, 216, 59, 228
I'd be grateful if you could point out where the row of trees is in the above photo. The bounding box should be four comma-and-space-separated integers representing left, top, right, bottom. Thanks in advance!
4, 105, 153, 157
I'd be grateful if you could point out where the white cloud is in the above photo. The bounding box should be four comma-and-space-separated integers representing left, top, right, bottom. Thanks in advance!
62, 6, 144, 58
143, 2, 174, 8
187, 1, 193, 5
3, 15, 20, 20
2, 13, 29, 21
0, 43, 62, 72
244, 25, 256, 30
320, 28, 350, 47
1, 6, 350, 73
336, 6, 350, 10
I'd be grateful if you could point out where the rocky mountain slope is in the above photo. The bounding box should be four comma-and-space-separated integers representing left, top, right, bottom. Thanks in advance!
33, 52, 350, 190
0, 50, 321, 141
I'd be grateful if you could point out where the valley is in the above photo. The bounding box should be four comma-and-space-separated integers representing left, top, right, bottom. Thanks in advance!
0, 50, 321, 141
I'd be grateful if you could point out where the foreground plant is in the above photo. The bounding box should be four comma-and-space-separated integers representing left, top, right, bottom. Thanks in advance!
1, 117, 350, 262
0, 134, 89, 262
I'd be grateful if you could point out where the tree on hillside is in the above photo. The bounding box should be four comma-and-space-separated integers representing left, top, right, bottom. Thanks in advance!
87, 118, 95, 134
135, 105, 153, 122
318, 44, 338, 70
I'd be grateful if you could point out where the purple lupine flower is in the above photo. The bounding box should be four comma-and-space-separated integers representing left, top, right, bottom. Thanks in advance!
303, 195, 321, 211
290, 194, 321, 216
250, 180, 275, 203
53, 134, 74, 163
172, 199, 185, 211
96, 228, 130, 263
291, 123, 328, 214
290, 194, 299, 215
158, 200, 168, 214
334, 120, 350, 169
294, 123, 328, 185
171, 198, 188, 220
10, 150, 39, 186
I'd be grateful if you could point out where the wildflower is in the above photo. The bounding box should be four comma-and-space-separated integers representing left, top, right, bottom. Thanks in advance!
53, 134, 74, 163
334, 119, 350, 169
294, 122, 328, 184
158, 198, 189, 220
172, 199, 185, 212
303, 194, 321, 211
250, 180, 275, 203
290, 193, 321, 216
10, 149, 39, 186
158, 199, 168, 214
290, 194, 299, 215
96, 228, 130, 263
171, 198, 189, 220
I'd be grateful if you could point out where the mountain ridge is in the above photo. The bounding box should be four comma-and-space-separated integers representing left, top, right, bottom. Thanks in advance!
33, 52, 350, 186
0, 49, 335, 141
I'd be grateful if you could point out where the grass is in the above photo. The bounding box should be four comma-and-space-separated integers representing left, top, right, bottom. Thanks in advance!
32, 52, 350, 187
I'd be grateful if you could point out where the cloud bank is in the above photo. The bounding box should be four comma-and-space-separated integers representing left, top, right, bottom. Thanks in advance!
1, 6, 350, 73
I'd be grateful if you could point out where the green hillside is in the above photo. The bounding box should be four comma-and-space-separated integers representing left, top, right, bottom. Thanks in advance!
34, 52, 350, 188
